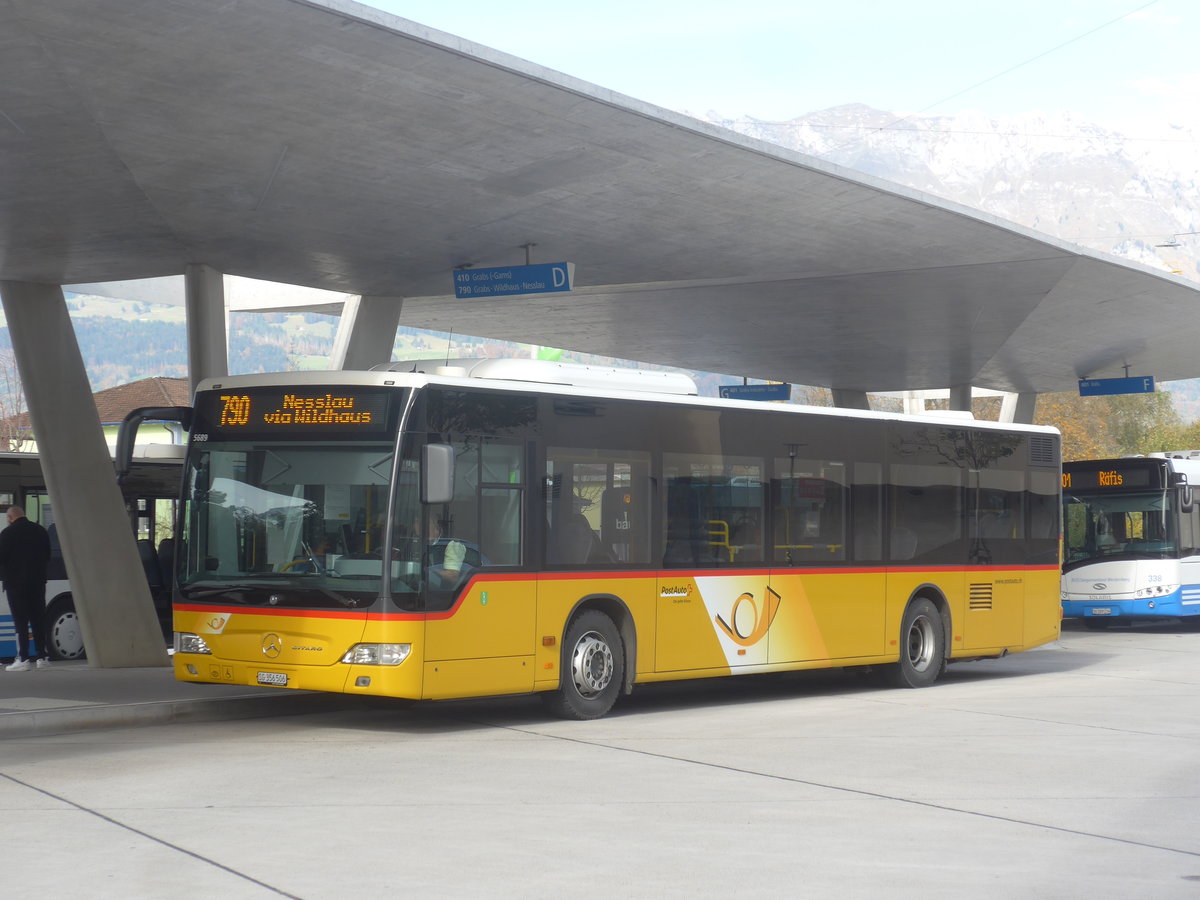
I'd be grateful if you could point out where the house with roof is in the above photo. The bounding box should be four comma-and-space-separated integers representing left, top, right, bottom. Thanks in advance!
2, 376, 189, 453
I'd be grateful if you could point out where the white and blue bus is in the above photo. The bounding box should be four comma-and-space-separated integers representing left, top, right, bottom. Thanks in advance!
0, 450, 182, 661
1061, 453, 1200, 627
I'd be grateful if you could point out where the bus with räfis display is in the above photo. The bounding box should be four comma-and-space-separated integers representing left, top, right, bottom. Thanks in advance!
1062, 452, 1200, 627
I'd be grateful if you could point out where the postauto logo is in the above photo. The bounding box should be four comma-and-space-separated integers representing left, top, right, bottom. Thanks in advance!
714, 586, 782, 647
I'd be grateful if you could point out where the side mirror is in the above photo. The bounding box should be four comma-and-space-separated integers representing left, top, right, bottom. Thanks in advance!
116, 406, 193, 484
422, 443, 455, 504
1173, 472, 1194, 512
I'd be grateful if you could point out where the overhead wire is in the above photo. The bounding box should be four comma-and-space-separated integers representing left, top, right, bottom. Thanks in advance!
746, 0, 1176, 153
861, 0, 1167, 140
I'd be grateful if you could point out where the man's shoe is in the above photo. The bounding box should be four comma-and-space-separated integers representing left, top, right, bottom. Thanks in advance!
6, 659, 31, 672
35, 658, 50, 669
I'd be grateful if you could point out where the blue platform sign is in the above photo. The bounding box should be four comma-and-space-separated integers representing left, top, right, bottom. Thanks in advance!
453, 262, 575, 299
719, 383, 791, 402
1078, 376, 1156, 397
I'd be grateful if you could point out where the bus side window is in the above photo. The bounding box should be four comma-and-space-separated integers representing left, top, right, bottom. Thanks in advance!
851, 462, 883, 561
772, 459, 847, 563
601, 485, 646, 564
663, 479, 703, 566
546, 452, 650, 566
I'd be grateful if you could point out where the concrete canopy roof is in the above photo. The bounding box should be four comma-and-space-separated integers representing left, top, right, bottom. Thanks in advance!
3, 0, 1199, 395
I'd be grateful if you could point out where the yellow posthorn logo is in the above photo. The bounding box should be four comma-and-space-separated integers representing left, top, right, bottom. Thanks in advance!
714, 587, 782, 646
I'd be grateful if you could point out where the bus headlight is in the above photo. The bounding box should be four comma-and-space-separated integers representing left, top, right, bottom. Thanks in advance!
175, 632, 212, 655
342, 643, 411, 666
1135, 584, 1178, 598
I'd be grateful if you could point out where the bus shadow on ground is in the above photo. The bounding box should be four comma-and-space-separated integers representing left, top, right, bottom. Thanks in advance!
321, 644, 1112, 734
281, 616, 1200, 735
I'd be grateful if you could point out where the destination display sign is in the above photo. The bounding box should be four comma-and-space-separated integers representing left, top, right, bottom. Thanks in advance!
1062, 464, 1158, 491
1078, 376, 1155, 397
453, 262, 575, 299
195, 388, 395, 438
718, 383, 791, 402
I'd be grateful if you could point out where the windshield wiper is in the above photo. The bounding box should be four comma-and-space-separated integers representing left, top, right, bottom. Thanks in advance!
309, 584, 362, 608
180, 578, 364, 608
181, 586, 240, 600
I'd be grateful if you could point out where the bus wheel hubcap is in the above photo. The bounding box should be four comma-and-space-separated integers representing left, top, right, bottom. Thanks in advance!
570, 631, 613, 697
907, 616, 935, 672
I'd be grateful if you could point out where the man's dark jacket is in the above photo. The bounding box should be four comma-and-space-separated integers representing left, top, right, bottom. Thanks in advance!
0, 517, 51, 587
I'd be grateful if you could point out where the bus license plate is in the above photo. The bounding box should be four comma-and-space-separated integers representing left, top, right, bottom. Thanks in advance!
257, 671, 288, 686
1090, 608, 1112, 616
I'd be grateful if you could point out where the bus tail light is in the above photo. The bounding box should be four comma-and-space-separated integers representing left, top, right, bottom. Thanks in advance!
342, 643, 411, 666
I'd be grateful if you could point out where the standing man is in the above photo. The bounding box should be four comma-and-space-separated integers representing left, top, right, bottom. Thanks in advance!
0, 506, 52, 671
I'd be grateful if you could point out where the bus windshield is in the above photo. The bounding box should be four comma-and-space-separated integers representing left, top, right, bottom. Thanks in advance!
1063, 490, 1177, 568
180, 439, 420, 609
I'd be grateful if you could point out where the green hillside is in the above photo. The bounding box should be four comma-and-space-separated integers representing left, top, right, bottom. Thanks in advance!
0, 297, 748, 399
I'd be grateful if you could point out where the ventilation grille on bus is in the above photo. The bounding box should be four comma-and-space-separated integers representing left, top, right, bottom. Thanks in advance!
1028, 435, 1057, 467
969, 583, 994, 611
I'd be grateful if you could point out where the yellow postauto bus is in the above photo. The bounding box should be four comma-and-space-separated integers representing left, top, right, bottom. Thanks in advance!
122, 359, 1062, 719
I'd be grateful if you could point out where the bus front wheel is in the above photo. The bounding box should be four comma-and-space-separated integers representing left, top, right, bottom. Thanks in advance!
888, 598, 944, 688
45, 595, 87, 661
543, 610, 624, 720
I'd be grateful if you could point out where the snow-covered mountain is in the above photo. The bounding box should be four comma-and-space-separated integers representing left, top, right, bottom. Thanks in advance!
706, 104, 1200, 281
704, 105, 1200, 416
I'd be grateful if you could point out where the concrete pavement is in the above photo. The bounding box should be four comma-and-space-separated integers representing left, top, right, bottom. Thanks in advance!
1, 619, 1197, 741
2, 620, 1200, 897
0, 659, 355, 738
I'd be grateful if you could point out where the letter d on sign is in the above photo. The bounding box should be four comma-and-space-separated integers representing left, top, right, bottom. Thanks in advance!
552, 265, 567, 288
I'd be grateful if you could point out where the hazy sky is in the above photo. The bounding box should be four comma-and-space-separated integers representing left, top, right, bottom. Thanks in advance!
362, 0, 1197, 133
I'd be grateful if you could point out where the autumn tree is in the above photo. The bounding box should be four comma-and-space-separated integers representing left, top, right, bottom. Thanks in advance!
1104, 391, 1184, 455
1036, 389, 1185, 461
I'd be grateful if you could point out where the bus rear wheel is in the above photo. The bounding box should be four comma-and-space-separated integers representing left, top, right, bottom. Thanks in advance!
45, 595, 87, 661
887, 598, 944, 688
542, 610, 624, 720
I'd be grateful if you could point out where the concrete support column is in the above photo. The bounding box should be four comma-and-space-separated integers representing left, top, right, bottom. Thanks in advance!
900, 392, 924, 416
0, 281, 166, 667
999, 392, 1038, 424
186, 264, 228, 396
949, 383, 973, 412
330, 295, 403, 370
830, 389, 871, 411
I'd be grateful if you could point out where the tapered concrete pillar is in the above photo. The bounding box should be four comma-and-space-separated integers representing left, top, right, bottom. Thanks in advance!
831, 389, 871, 411
186, 264, 228, 396
949, 383, 972, 412
901, 392, 925, 415
0, 281, 166, 667
1000, 392, 1037, 424
330, 295, 403, 370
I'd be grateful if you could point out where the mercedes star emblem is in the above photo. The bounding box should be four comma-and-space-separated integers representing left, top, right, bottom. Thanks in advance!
262, 633, 282, 658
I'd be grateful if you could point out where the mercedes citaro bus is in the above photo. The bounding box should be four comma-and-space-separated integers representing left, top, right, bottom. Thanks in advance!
119, 359, 1062, 718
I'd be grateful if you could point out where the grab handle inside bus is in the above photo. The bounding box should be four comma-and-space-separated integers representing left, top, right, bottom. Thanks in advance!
116, 406, 194, 484
422, 443, 455, 504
